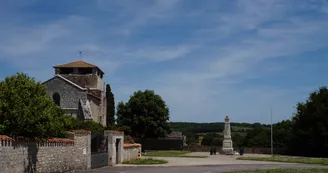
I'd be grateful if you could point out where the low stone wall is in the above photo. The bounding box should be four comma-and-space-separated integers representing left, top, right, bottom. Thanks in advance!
123, 144, 141, 162
0, 130, 91, 173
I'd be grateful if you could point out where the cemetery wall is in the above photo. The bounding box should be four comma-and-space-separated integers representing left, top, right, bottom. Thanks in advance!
0, 130, 91, 173
123, 144, 142, 161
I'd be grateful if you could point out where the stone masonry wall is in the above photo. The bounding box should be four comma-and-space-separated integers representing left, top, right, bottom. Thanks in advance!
106, 130, 124, 166
43, 76, 87, 109
0, 130, 91, 173
123, 144, 141, 162
60, 75, 98, 89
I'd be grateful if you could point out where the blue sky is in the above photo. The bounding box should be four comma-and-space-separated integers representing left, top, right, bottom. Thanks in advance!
1, 0, 328, 124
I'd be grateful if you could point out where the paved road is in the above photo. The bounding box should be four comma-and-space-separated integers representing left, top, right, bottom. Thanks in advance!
81, 153, 328, 172
81, 164, 328, 173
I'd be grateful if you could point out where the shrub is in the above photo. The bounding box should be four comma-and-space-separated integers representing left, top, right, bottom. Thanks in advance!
124, 135, 135, 144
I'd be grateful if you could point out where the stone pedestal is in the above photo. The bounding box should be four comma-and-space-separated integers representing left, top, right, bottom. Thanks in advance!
222, 116, 234, 155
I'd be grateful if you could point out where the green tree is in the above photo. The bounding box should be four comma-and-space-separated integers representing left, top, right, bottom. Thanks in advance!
232, 133, 245, 147
212, 137, 223, 146
106, 84, 115, 126
0, 73, 71, 138
289, 87, 328, 157
201, 133, 220, 146
116, 89, 171, 138
201, 134, 213, 146
273, 120, 292, 148
243, 126, 270, 147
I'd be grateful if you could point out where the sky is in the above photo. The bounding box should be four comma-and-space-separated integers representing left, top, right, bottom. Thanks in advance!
1, 0, 328, 124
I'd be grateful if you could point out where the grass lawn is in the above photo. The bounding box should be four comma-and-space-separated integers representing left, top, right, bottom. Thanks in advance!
238, 155, 328, 165
122, 158, 168, 165
225, 169, 328, 173
144, 150, 208, 158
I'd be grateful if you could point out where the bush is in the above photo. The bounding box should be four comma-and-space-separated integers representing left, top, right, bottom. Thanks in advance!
105, 125, 131, 134
124, 135, 135, 144
69, 118, 104, 133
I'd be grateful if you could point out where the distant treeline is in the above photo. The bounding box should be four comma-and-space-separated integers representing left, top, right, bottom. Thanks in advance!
169, 122, 270, 134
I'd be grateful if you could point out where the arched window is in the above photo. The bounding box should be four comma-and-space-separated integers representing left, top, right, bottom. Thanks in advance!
52, 92, 60, 106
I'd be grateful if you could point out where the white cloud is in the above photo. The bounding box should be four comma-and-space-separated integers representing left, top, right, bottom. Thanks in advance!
0, 24, 69, 56
124, 45, 198, 61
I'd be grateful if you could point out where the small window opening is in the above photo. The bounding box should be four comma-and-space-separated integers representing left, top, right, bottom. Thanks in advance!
53, 92, 60, 106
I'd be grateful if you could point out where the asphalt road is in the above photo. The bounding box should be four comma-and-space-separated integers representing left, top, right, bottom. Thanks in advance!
82, 164, 328, 173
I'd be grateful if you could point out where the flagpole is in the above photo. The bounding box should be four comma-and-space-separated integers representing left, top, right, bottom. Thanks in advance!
270, 107, 273, 156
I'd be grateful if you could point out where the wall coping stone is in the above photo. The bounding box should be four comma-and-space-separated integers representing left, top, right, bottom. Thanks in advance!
0, 135, 75, 144
0, 135, 12, 141
71, 129, 91, 135
123, 143, 141, 148
105, 130, 124, 134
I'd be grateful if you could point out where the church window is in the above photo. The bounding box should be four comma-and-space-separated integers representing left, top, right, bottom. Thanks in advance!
53, 92, 60, 106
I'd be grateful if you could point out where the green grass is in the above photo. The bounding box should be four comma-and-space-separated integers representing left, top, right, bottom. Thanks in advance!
122, 158, 168, 165
238, 155, 328, 165
144, 150, 208, 158
225, 169, 328, 173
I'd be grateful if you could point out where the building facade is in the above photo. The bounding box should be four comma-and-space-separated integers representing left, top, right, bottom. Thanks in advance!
42, 60, 107, 126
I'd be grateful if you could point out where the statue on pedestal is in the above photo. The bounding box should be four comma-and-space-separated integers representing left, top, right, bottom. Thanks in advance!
222, 115, 234, 155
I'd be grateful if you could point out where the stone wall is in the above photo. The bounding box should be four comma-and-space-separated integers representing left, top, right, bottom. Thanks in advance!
123, 144, 141, 162
0, 130, 91, 173
43, 76, 87, 109
106, 130, 124, 166
0, 130, 142, 172
61, 75, 99, 89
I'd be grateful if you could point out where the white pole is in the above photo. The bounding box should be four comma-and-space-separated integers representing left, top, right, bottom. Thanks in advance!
271, 107, 273, 156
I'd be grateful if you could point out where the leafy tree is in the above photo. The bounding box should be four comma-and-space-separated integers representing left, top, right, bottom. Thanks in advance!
0, 73, 71, 138
212, 137, 223, 146
185, 131, 199, 145
273, 120, 292, 148
243, 126, 270, 147
201, 133, 221, 146
232, 133, 245, 147
116, 89, 171, 138
106, 84, 115, 126
105, 124, 132, 134
289, 87, 328, 157
201, 134, 213, 146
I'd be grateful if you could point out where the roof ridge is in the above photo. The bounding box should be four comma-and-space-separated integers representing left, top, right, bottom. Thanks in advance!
53, 60, 104, 74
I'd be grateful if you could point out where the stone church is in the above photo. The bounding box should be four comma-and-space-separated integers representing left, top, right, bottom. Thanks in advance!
42, 60, 107, 126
